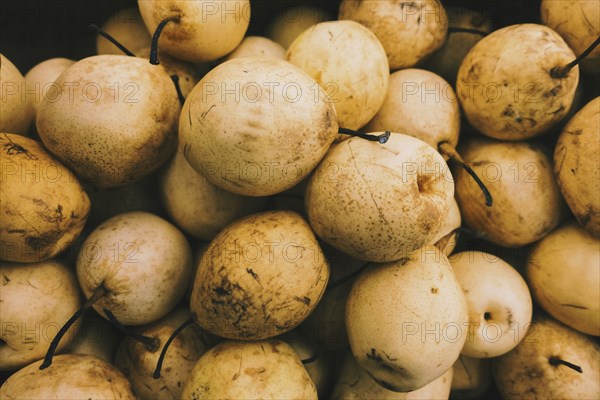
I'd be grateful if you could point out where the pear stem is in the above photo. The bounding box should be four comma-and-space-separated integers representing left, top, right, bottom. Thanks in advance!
39, 286, 106, 370
103, 309, 160, 352
170, 75, 186, 105
150, 16, 180, 65
550, 34, 600, 78
89, 24, 135, 56
549, 356, 583, 373
153, 317, 195, 379
338, 128, 390, 144
439, 142, 493, 207
301, 351, 320, 365
447, 27, 488, 36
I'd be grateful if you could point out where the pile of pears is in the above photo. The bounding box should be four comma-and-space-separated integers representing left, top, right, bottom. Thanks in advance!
1, 0, 598, 399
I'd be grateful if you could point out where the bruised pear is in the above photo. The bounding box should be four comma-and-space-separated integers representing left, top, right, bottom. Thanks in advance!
457, 24, 578, 140
0, 134, 90, 262
554, 97, 600, 237
190, 210, 329, 340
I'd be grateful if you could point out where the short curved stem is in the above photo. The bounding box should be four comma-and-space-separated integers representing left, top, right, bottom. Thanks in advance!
549, 356, 583, 373
439, 142, 493, 207
171, 75, 186, 105
40, 286, 106, 369
150, 16, 180, 65
338, 128, 390, 144
551, 34, 600, 78
103, 309, 160, 352
153, 318, 195, 378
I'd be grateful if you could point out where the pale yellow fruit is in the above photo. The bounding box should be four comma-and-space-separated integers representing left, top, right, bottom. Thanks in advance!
182, 340, 317, 399
554, 97, 600, 237
179, 57, 338, 196
0, 134, 90, 262
422, 6, 492, 83
266, 6, 330, 49
96, 7, 151, 55
306, 133, 454, 262
0, 259, 81, 371
24, 58, 75, 118
365, 68, 460, 150
36, 55, 180, 187
158, 145, 266, 241
339, 0, 448, 70
541, 0, 600, 75
284, 332, 334, 398
527, 222, 600, 336
138, 0, 250, 63
114, 308, 210, 400
457, 24, 578, 140
454, 137, 567, 247
224, 36, 286, 61
77, 211, 192, 326
331, 353, 453, 399
346, 246, 468, 392
286, 20, 389, 130
449, 251, 533, 358
493, 316, 600, 400
190, 210, 329, 340
1, 54, 33, 136
0, 354, 136, 399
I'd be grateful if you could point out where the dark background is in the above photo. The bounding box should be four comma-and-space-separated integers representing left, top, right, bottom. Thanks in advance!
1, 0, 542, 73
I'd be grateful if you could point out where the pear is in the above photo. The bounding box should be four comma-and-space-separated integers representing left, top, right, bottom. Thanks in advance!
554, 96, 600, 237
224, 36, 286, 61
181, 340, 317, 399
429, 198, 461, 256
451, 355, 492, 399
137, 0, 249, 63
24, 58, 75, 119
422, 6, 492, 83
0, 259, 81, 371
457, 24, 578, 140
286, 20, 389, 130
0, 134, 90, 262
179, 56, 338, 196
364, 68, 460, 152
541, 0, 599, 75
77, 211, 192, 325
158, 145, 266, 241
266, 6, 331, 49
454, 137, 567, 247
449, 251, 533, 358
190, 210, 329, 340
96, 7, 151, 55
331, 352, 453, 400
114, 308, 210, 400
338, 0, 448, 70
0, 54, 33, 136
346, 245, 468, 392
493, 315, 600, 399
0, 354, 136, 399
526, 222, 600, 336
36, 55, 180, 187
306, 133, 454, 262
65, 314, 118, 363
